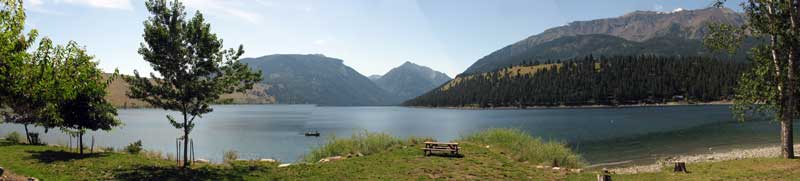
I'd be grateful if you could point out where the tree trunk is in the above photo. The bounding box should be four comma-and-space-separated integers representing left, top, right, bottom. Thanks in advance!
79, 131, 84, 155
182, 115, 190, 168
23, 124, 31, 144
780, 113, 795, 158
782, 48, 797, 159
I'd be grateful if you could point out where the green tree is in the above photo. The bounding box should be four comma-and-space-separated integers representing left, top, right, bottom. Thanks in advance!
0, 0, 37, 105
706, 0, 800, 158
57, 41, 121, 154
2, 38, 65, 143
126, 0, 262, 168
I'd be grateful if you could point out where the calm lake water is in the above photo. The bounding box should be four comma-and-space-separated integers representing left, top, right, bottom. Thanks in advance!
1, 105, 797, 166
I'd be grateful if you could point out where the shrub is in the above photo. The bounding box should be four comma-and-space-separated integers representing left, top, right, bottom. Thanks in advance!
125, 140, 143, 154
461, 128, 584, 168
224, 150, 239, 164
304, 130, 408, 162
5, 132, 22, 144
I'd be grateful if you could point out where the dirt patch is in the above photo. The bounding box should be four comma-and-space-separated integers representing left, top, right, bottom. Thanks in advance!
1, 169, 31, 181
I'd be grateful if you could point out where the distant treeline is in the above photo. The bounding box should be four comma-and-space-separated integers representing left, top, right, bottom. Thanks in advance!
404, 55, 748, 108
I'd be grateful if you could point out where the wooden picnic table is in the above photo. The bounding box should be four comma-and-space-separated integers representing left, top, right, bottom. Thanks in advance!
422, 141, 459, 156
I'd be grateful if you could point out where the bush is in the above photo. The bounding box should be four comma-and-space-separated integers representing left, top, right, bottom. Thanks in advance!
5, 132, 22, 144
304, 130, 409, 162
224, 150, 239, 164
461, 128, 584, 168
125, 140, 143, 154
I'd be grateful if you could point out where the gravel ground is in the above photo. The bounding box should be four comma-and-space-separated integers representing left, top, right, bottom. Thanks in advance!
610, 145, 800, 174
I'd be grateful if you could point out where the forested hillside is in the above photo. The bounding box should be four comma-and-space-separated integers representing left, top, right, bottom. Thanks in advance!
463, 7, 746, 74
405, 55, 747, 108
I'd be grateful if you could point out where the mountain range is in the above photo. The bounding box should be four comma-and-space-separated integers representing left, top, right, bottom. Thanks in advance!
463, 7, 747, 74
105, 7, 747, 107
407, 7, 753, 107
239, 54, 447, 106
239, 54, 398, 106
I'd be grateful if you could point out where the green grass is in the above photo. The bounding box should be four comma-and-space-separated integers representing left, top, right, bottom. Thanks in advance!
461, 128, 584, 168
3, 130, 800, 180
303, 130, 432, 162
0, 139, 569, 180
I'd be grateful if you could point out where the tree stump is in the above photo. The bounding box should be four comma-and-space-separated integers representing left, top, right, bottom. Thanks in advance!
552, 159, 559, 167
1, 166, 5, 176
673, 162, 687, 173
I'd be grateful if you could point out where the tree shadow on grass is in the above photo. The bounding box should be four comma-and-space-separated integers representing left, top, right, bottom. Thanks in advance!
426, 152, 465, 158
0, 141, 16, 146
113, 163, 276, 180
112, 166, 239, 181
26, 150, 109, 163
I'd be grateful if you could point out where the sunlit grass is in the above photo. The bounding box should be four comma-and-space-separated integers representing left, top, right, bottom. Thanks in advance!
304, 130, 433, 162
461, 128, 584, 168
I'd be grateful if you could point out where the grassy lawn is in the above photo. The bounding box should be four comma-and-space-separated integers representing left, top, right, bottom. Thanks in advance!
0, 137, 574, 180
3, 130, 800, 180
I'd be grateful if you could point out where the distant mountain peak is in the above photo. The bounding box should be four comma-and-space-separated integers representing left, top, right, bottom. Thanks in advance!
368, 74, 382, 81
374, 62, 451, 101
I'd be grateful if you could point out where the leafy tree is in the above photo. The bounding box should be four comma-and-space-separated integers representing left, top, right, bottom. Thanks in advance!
706, 0, 800, 159
57, 41, 121, 154
0, 0, 37, 105
127, 0, 262, 168
2, 38, 65, 143
1, 0, 120, 149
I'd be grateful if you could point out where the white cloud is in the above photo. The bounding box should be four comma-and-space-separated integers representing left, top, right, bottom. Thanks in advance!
26, 0, 68, 15
653, 4, 663, 11
28, 0, 44, 6
60, 0, 133, 10
27, 0, 132, 12
182, 0, 264, 24
253, 0, 274, 7
312, 39, 328, 46
302, 6, 314, 13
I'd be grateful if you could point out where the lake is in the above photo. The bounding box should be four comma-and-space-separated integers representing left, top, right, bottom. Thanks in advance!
1, 105, 797, 166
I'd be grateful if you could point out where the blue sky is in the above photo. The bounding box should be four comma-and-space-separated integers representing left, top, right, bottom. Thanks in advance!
24, 0, 743, 77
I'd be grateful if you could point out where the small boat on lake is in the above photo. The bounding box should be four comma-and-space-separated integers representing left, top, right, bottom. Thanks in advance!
305, 131, 320, 137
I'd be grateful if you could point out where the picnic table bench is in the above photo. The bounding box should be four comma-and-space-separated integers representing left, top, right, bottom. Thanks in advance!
422, 141, 459, 156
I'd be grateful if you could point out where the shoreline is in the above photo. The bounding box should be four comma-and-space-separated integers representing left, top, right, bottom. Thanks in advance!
607, 144, 800, 174
407, 100, 733, 110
